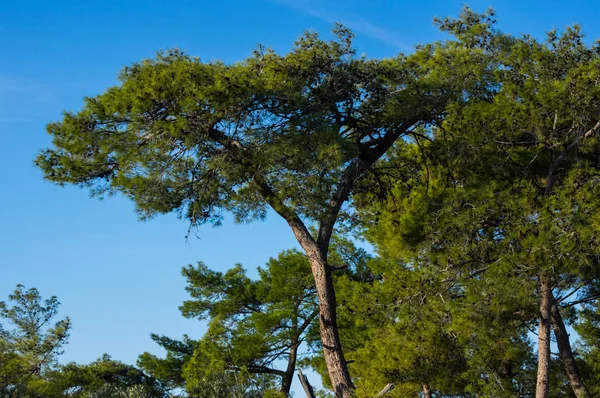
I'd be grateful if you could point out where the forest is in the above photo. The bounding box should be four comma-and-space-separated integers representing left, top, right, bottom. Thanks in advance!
3, 7, 600, 398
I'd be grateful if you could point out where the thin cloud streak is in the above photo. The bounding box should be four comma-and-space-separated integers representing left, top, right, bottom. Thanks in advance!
272, 0, 411, 51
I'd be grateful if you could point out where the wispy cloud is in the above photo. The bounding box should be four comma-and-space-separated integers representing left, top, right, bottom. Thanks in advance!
272, 0, 410, 50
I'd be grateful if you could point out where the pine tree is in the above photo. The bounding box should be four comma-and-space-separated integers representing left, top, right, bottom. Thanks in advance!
354, 11, 600, 397
139, 250, 317, 396
35, 21, 489, 396
0, 284, 71, 396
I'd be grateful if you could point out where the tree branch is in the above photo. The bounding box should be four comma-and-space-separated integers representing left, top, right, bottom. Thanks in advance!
246, 364, 287, 377
329, 264, 349, 272
560, 294, 600, 308
317, 123, 414, 253
204, 126, 319, 252
297, 308, 320, 335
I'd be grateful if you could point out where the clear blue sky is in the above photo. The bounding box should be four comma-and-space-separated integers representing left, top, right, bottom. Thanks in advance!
1, 0, 599, 393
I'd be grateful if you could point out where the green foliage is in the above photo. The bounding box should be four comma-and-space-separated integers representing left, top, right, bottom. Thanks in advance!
137, 334, 195, 390
45, 354, 167, 397
140, 250, 318, 395
36, 26, 452, 228
0, 284, 71, 397
427, 18, 600, 398
341, 8, 600, 397
0, 285, 168, 398
184, 371, 284, 398
575, 301, 600, 396
82, 384, 161, 398
181, 250, 318, 389
351, 381, 420, 398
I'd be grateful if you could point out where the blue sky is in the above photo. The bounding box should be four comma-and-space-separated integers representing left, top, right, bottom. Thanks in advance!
1, 0, 600, 394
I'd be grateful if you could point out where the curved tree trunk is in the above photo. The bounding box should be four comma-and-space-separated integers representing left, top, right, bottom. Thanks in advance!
551, 303, 589, 398
536, 273, 552, 398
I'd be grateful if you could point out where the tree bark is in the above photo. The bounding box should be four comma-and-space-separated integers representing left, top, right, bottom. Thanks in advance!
285, 218, 353, 398
307, 253, 353, 397
551, 303, 589, 398
536, 273, 552, 398
423, 384, 432, 398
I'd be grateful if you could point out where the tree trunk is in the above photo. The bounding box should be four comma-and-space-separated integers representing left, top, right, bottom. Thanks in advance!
551, 303, 589, 398
307, 254, 353, 397
536, 273, 552, 398
423, 384, 432, 398
285, 214, 353, 397
281, 342, 298, 396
